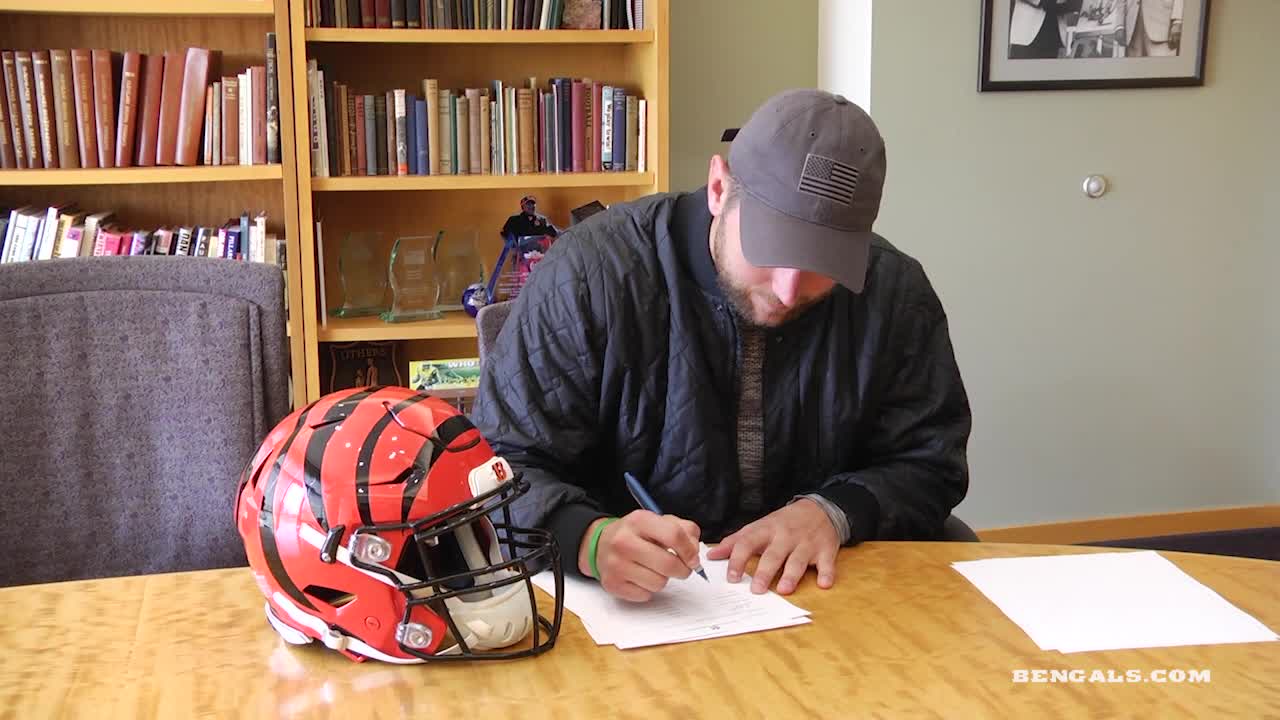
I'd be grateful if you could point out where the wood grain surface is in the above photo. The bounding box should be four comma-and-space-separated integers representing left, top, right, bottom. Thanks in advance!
2, 542, 1276, 719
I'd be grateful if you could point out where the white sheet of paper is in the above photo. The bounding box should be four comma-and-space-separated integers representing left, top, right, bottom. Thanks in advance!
953, 550, 1279, 654
533, 544, 811, 649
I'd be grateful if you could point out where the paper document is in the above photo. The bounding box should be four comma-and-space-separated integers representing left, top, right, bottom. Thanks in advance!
533, 545, 811, 649
952, 550, 1278, 654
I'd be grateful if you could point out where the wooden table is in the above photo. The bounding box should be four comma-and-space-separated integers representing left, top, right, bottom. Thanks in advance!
3, 542, 1277, 718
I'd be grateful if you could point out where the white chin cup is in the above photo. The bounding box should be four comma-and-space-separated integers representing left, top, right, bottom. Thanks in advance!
443, 573, 534, 650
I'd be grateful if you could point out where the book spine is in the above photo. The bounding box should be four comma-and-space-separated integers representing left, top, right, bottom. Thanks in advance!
32, 51, 59, 169
382, 90, 394, 175
114, 51, 141, 167
202, 84, 214, 165
266, 32, 280, 165
90, 49, 114, 169
14, 52, 42, 169
407, 0, 422, 27
1, 53, 25, 169
376, 0, 392, 27
394, 88, 408, 176
0, 58, 13, 169
465, 88, 481, 175
423, 78, 439, 174
175, 48, 212, 167
611, 86, 626, 172
134, 53, 165, 166
211, 81, 221, 165
404, 92, 417, 175
335, 84, 349, 176
155, 50, 185, 166
361, 0, 376, 27
437, 89, 452, 173
637, 97, 646, 173
222, 76, 239, 166
49, 50, 77, 169
363, 94, 376, 176
600, 85, 612, 171
392, 0, 407, 27
346, 88, 359, 176
414, 97, 428, 176
373, 93, 387, 175
516, 87, 534, 174
479, 92, 491, 175
355, 93, 367, 176
253, 66, 267, 165
570, 79, 585, 173
455, 92, 470, 175
625, 93, 638, 171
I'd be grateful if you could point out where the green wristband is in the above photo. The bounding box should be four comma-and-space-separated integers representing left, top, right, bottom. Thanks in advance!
587, 518, 620, 580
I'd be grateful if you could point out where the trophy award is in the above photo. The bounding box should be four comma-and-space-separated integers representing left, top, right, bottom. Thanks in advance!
432, 229, 484, 312
332, 231, 389, 318
381, 234, 443, 322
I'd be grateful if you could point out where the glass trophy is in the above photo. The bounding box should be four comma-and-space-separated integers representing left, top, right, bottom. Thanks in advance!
432, 229, 484, 312
331, 231, 389, 318
381, 234, 443, 322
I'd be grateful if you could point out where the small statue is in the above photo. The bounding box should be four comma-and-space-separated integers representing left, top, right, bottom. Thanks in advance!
501, 196, 559, 240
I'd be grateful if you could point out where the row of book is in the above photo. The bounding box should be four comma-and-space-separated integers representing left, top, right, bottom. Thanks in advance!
1, 204, 285, 266
305, 0, 643, 30
0, 36, 280, 171
308, 71, 646, 178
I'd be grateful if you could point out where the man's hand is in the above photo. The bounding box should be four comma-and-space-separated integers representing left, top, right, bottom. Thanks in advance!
1170, 20, 1182, 51
706, 499, 838, 596
578, 511, 701, 603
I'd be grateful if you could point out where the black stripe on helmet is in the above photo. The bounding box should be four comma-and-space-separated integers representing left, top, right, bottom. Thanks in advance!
258, 404, 318, 613
355, 393, 432, 527
301, 388, 379, 531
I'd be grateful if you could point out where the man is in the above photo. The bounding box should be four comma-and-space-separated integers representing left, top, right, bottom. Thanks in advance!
1009, 0, 1083, 59
472, 89, 971, 602
1118, 0, 1184, 57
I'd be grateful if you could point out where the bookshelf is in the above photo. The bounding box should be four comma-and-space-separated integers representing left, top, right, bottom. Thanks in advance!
288, 0, 670, 402
0, 0, 308, 406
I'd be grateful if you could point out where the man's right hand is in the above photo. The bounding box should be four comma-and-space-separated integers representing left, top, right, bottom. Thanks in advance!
578, 511, 701, 602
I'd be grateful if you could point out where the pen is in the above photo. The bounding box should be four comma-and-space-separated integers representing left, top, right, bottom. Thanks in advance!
623, 472, 709, 581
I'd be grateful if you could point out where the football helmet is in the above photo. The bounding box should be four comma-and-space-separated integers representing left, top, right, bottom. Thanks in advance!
236, 386, 563, 663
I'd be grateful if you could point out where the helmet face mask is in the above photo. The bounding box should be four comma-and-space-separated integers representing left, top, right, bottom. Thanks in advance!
238, 387, 564, 664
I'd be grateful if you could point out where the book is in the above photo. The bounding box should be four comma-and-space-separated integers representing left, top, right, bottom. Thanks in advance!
114, 51, 141, 167
49, 50, 77, 169
90, 49, 114, 169
67, 49, 95, 168
266, 32, 280, 164
135, 53, 165, 166
31, 51, 58, 169
155, 50, 184, 165
1, 53, 25, 169
174, 48, 212, 166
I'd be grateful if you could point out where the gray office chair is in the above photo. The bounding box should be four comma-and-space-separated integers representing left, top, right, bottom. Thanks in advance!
473, 299, 980, 543
0, 257, 291, 587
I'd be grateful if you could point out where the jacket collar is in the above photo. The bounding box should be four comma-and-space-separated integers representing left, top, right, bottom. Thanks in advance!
673, 186, 722, 296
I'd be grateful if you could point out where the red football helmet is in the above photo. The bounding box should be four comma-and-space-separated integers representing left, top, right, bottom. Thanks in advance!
236, 386, 563, 663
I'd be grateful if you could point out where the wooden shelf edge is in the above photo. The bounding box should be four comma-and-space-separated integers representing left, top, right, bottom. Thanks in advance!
311, 171, 654, 191
318, 312, 479, 342
0, 166, 285, 187
304, 28, 654, 44
0, 0, 274, 16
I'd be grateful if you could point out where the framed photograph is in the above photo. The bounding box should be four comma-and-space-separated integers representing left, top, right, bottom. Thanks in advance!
980, 0, 1211, 91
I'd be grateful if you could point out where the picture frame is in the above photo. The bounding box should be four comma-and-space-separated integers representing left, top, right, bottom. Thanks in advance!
979, 0, 1211, 91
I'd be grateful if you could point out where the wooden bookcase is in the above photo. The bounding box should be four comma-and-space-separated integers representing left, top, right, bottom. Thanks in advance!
287, 0, 670, 402
0, 0, 308, 406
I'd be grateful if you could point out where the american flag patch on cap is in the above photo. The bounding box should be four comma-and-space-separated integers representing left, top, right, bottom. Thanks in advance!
798, 153, 859, 205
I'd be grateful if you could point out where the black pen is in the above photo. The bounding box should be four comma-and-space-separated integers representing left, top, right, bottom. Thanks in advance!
623, 472, 709, 581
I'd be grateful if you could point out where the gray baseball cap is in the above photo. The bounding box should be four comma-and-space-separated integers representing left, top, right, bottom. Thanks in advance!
728, 89, 886, 293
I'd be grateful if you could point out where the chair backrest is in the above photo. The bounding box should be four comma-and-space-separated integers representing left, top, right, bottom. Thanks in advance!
475, 300, 513, 368
0, 257, 291, 587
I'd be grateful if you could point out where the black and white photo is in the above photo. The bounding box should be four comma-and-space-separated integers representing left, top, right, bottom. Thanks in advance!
981, 0, 1211, 90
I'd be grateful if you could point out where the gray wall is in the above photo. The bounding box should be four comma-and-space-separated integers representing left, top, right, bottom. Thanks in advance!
669, 0, 819, 192
866, 1, 1279, 527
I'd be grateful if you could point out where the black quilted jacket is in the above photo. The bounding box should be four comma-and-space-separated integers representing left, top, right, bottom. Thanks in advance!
471, 188, 971, 568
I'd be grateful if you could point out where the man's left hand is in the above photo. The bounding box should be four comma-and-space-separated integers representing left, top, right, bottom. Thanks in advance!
706, 499, 839, 595
1170, 21, 1182, 51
